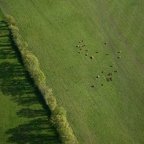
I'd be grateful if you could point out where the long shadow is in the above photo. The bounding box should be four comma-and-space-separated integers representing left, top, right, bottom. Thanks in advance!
0, 28, 9, 30
0, 44, 12, 46
0, 20, 61, 143
0, 34, 10, 37
17, 108, 47, 118
6, 118, 60, 144
0, 49, 17, 59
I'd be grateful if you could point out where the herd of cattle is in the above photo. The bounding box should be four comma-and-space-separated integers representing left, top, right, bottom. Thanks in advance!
76, 40, 121, 87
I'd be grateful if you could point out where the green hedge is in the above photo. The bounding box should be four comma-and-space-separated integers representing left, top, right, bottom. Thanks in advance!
5, 14, 78, 144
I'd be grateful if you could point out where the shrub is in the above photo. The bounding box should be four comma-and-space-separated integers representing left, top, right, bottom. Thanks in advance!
51, 114, 67, 127
22, 52, 46, 86
46, 96, 57, 111
9, 24, 19, 33
31, 69, 46, 86
22, 52, 39, 69
23, 42, 28, 48
39, 84, 51, 97
51, 114, 78, 144
5, 14, 16, 25
53, 106, 66, 116
15, 38, 23, 48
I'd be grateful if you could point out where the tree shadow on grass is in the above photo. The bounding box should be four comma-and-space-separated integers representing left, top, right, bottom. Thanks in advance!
17, 108, 47, 118
0, 21, 61, 143
0, 34, 10, 37
6, 118, 60, 144
0, 62, 33, 96
0, 48, 17, 59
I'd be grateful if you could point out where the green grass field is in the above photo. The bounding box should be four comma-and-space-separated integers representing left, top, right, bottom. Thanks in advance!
0, 8, 60, 144
1, 0, 144, 143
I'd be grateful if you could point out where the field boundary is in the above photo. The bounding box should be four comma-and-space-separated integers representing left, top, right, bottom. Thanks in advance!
1, 5, 78, 144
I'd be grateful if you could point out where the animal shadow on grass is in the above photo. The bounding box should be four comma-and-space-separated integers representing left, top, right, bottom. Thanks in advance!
106, 78, 110, 82
0, 22, 61, 143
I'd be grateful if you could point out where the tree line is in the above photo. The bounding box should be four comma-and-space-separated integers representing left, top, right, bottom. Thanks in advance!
5, 14, 79, 144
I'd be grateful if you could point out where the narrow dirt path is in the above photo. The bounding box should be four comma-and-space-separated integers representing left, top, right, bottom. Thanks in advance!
100, 0, 144, 75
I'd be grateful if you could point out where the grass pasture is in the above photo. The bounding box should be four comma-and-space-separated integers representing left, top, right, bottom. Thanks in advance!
1, 0, 144, 144
0, 8, 60, 144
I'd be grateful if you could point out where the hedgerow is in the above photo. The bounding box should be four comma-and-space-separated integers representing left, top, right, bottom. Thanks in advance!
5, 14, 78, 144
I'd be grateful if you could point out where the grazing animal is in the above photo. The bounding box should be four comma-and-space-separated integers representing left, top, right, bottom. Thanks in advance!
109, 72, 113, 76
85, 44, 87, 46
110, 77, 113, 81
79, 51, 82, 54
102, 83, 104, 86
77, 45, 79, 47
115, 70, 118, 72
86, 53, 88, 56
107, 53, 109, 55
111, 65, 114, 67
119, 51, 121, 53
82, 45, 84, 47
91, 56, 94, 59
102, 70, 105, 73
82, 40, 84, 42
96, 51, 99, 53
93, 85, 95, 87
118, 56, 121, 59
86, 49, 89, 51
79, 41, 82, 43
80, 45, 82, 48
80, 48, 83, 50
97, 75, 100, 78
